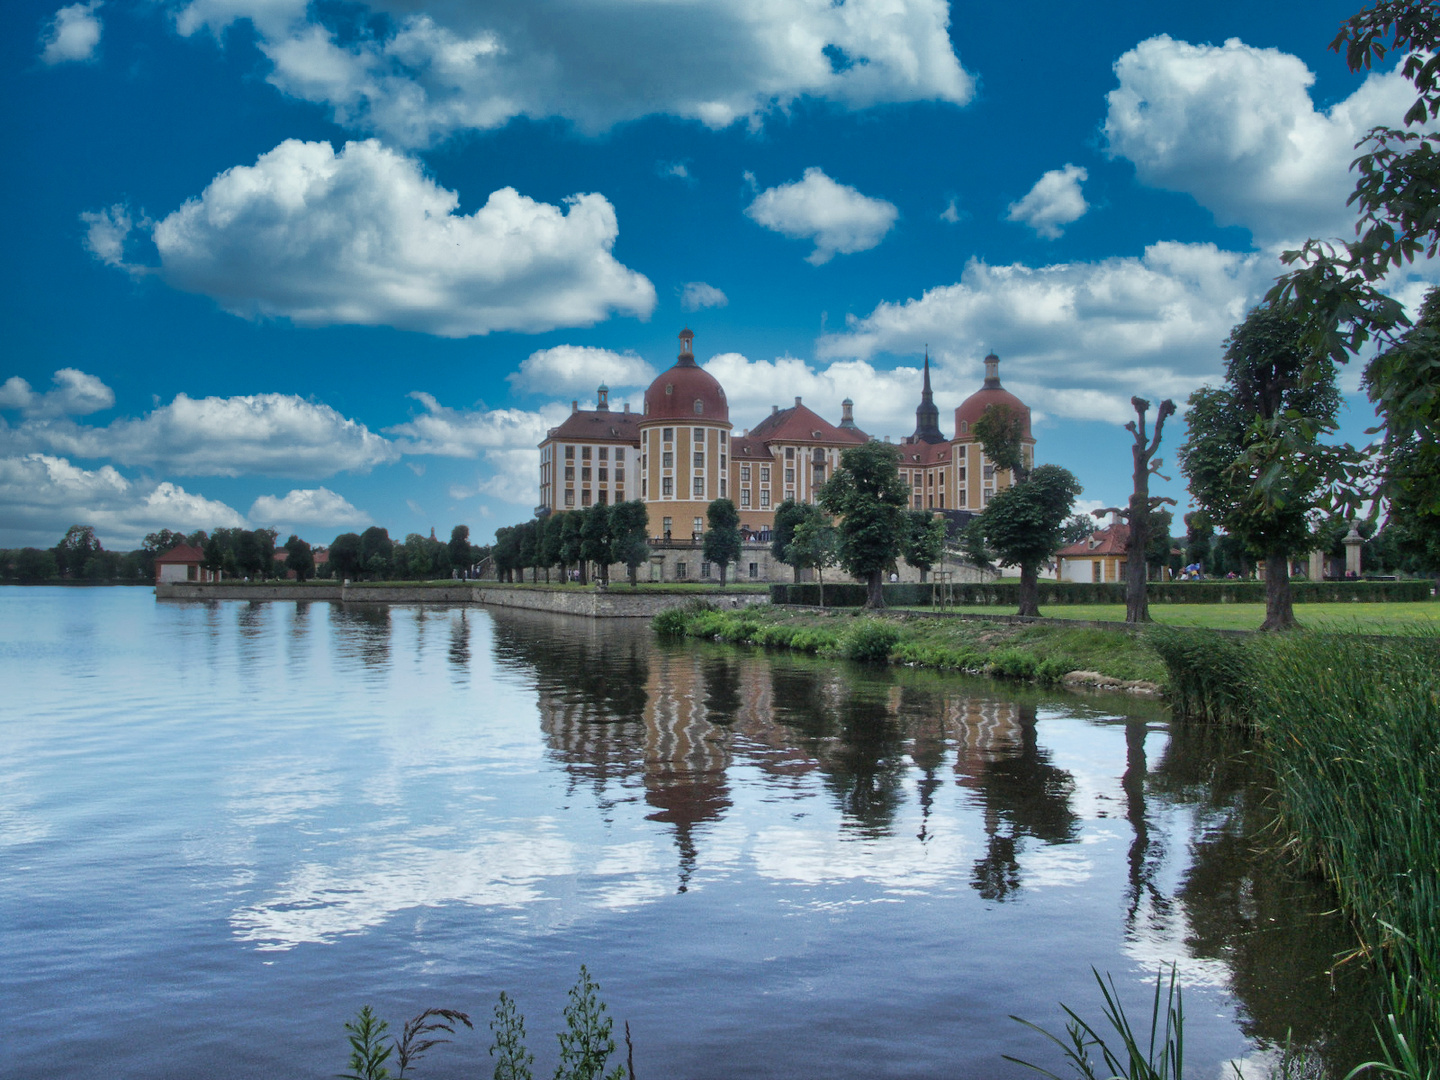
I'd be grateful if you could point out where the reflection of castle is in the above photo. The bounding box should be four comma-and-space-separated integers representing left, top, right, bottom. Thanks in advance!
503, 611, 1077, 894
537, 330, 1034, 546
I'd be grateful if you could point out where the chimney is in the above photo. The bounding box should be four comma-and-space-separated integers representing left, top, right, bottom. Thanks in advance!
623, 402, 630, 413
772, 405, 779, 415
795, 396, 802, 407
572, 400, 579, 413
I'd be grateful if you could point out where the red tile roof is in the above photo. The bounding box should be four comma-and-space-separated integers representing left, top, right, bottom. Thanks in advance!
154, 544, 204, 564
744, 401, 868, 446
545, 408, 643, 444
1056, 523, 1129, 558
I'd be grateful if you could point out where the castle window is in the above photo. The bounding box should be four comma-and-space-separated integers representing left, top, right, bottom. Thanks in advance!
564, 491, 574, 507
785, 447, 794, 460
564, 467, 574, 481
720, 479, 726, 498
693, 477, 704, 496
785, 468, 794, 484
741, 489, 751, 507
676, 561, 687, 578
719, 431, 727, 446
582, 490, 592, 506
694, 399, 704, 415
615, 449, 625, 464
662, 428, 673, 443
760, 466, 770, 483
598, 468, 607, 482
760, 489, 771, 509
564, 446, 574, 459
694, 452, 704, 468
663, 516, 672, 536
665, 383, 674, 395
701, 562, 711, 578
693, 427, 705, 443
581, 467, 591, 481
741, 465, 750, 482
662, 452, 673, 469
693, 517, 703, 535
581, 446, 591, 460
598, 447, 608, 461
598, 491, 608, 505
662, 476, 674, 496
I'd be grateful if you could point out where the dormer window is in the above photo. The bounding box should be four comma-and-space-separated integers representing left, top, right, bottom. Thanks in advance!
665, 383, 674, 395
694, 399, 704, 415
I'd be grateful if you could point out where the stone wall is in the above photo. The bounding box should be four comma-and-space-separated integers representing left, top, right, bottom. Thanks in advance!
154, 581, 769, 618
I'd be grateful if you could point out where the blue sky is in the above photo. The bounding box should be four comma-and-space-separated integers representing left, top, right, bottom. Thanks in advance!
3, 0, 1430, 549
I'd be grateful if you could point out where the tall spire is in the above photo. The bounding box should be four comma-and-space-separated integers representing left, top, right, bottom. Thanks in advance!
911, 347, 945, 444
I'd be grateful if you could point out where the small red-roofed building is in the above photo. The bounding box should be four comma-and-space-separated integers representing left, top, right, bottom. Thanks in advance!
154, 544, 215, 584
1054, 521, 1129, 583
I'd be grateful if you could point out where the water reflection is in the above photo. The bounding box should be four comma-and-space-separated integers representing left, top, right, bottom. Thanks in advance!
182, 602, 1375, 1074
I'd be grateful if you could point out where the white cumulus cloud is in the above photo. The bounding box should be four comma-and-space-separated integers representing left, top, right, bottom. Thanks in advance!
0, 453, 245, 549
1104, 35, 1417, 244
0, 369, 114, 419
745, 168, 899, 265
819, 242, 1277, 423
40, 1, 103, 65
680, 282, 728, 311
1007, 164, 1089, 239
703, 352, 926, 440
171, 0, 972, 146
90, 139, 655, 337
4, 392, 398, 478
386, 392, 567, 458
249, 487, 372, 528
506, 346, 656, 396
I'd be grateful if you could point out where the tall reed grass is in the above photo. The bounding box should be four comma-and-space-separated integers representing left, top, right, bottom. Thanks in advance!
1151, 626, 1440, 1076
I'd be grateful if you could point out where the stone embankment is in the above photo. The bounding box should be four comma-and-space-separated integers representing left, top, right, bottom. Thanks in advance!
154, 582, 768, 618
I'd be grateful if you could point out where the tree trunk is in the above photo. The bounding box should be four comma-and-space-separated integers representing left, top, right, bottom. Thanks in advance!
793, 565, 801, 584
580, 561, 588, 586
818, 567, 825, 609
719, 562, 728, 587
919, 568, 928, 583
1125, 533, 1150, 624
866, 569, 885, 609
1017, 564, 1040, 617
1260, 553, 1296, 631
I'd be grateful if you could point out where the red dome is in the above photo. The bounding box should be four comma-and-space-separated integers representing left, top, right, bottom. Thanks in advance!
955, 353, 1030, 438
642, 331, 730, 422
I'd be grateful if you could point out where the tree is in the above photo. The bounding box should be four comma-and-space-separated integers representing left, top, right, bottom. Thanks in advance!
283, 534, 315, 581
1183, 511, 1215, 571
1178, 304, 1346, 630
818, 441, 907, 609
330, 532, 364, 580
202, 534, 225, 577
702, 498, 742, 586
540, 513, 566, 583
359, 526, 392, 580
579, 507, 611, 585
979, 465, 1083, 617
1061, 514, 1096, 545
785, 510, 838, 606
1093, 396, 1177, 624
235, 529, 264, 580
493, 526, 520, 582
771, 499, 809, 583
900, 510, 946, 582
561, 512, 586, 584
54, 524, 102, 578
1367, 286, 1440, 566
608, 501, 650, 586
449, 525, 472, 571
15, 547, 59, 583
972, 404, 1030, 481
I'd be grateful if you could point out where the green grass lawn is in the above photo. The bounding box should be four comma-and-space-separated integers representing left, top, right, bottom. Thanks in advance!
923, 601, 1440, 633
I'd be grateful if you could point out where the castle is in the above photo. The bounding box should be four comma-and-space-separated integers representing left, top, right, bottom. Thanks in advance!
536, 329, 1032, 579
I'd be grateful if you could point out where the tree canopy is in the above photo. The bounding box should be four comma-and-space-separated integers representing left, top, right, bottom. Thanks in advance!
818, 440, 907, 608
702, 498, 742, 585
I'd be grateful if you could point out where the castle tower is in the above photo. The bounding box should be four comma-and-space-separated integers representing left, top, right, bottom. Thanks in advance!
911, 350, 945, 444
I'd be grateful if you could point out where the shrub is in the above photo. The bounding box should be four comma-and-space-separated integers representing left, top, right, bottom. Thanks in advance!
987, 648, 1038, 680
844, 620, 901, 662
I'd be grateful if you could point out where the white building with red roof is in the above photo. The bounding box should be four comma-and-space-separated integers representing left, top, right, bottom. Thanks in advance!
1053, 521, 1129, 583
153, 543, 216, 584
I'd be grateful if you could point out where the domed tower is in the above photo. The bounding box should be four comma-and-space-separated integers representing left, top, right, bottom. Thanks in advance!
638, 329, 734, 543
950, 353, 1034, 510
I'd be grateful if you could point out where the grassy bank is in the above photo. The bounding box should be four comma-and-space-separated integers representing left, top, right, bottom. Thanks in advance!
1152, 627, 1440, 1073
654, 603, 1166, 687
898, 600, 1440, 634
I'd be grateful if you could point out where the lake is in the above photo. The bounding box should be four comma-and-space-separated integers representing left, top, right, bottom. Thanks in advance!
1, 587, 1377, 1078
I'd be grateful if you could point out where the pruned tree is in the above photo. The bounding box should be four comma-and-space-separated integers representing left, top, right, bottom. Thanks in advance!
1093, 396, 1177, 624
785, 510, 838, 606
978, 465, 1083, 617
818, 440, 907, 609
900, 510, 946, 582
702, 498, 742, 586
579, 506, 612, 585
770, 499, 809, 583
608, 501, 650, 587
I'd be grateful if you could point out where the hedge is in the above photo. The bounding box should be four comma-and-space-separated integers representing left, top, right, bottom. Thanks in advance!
770, 578, 1433, 607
